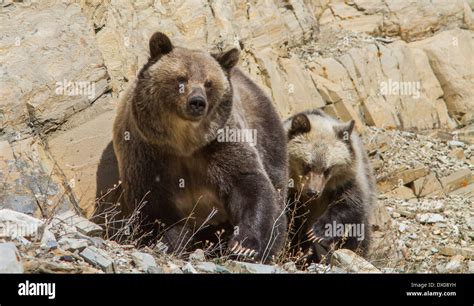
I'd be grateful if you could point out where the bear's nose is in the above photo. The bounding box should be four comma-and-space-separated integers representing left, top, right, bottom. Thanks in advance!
305, 189, 320, 198
187, 95, 207, 117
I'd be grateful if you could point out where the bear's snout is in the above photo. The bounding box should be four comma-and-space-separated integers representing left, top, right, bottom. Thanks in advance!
187, 93, 207, 118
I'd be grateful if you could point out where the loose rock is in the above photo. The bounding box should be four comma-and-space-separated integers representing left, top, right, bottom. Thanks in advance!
188, 249, 205, 262
416, 213, 445, 224
80, 246, 114, 273
131, 251, 157, 272
182, 262, 198, 274
0, 242, 23, 273
0, 209, 43, 239
438, 246, 474, 260
59, 238, 89, 252
227, 261, 282, 274
194, 262, 218, 273
445, 255, 464, 273
167, 262, 183, 274
147, 266, 164, 274
331, 249, 380, 273
55, 211, 103, 237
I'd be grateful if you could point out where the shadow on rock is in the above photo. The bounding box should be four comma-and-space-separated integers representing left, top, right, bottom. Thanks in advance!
93, 141, 123, 233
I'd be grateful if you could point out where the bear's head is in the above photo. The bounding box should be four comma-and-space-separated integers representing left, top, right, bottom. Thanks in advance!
285, 112, 356, 198
131, 32, 240, 155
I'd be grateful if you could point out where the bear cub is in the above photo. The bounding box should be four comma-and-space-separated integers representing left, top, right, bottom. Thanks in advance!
284, 109, 375, 261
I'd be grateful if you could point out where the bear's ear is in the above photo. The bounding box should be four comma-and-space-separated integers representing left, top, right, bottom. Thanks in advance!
149, 32, 173, 58
287, 113, 311, 140
212, 48, 240, 71
334, 120, 355, 141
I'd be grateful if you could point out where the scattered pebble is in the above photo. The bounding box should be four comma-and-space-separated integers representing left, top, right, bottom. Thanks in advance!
416, 213, 445, 224
182, 262, 198, 274
445, 255, 464, 273
189, 249, 205, 261
0, 242, 23, 273
131, 251, 157, 271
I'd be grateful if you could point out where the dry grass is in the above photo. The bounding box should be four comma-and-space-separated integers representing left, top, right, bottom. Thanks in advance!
88, 180, 404, 272
92, 183, 313, 264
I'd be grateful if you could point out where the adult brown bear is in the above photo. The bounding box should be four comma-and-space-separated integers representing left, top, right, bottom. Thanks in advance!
112, 32, 288, 261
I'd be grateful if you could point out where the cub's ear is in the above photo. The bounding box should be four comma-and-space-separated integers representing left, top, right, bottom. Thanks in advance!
334, 119, 355, 141
149, 32, 173, 58
212, 48, 240, 70
286, 113, 311, 140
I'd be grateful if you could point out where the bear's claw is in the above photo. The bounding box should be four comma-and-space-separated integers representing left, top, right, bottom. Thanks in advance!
307, 229, 324, 244
229, 241, 257, 258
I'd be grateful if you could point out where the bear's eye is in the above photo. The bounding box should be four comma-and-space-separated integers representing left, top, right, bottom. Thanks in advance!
323, 167, 332, 177
303, 164, 311, 174
204, 80, 212, 88
177, 76, 188, 83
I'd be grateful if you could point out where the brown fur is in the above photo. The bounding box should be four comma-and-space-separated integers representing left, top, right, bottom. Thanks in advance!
112, 32, 287, 261
284, 110, 375, 261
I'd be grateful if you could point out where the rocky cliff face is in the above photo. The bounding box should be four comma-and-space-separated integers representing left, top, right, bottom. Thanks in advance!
0, 0, 473, 273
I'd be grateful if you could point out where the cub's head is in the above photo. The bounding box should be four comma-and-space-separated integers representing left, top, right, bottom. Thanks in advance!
131, 32, 239, 152
285, 111, 356, 198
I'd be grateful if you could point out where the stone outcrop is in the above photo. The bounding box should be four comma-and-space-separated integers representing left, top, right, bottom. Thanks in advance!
1, 0, 473, 219
312, 0, 474, 41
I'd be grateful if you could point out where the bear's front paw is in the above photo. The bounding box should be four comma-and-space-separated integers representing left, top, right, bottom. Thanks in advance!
306, 219, 338, 250
228, 233, 260, 260
228, 240, 258, 259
